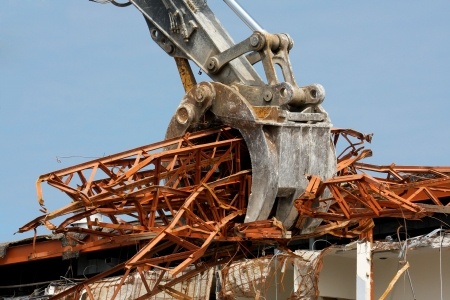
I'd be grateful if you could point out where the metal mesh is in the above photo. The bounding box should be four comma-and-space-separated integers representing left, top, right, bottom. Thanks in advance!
53, 267, 214, 300
219, 250, 324, 300
219, 257, 272, 299
289, 250, 324, 300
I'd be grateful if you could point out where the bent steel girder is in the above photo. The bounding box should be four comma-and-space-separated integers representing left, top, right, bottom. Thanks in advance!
294, 129, 450, 237
166, 82, 337, 230
19, 127, 288, 299
296, 172, 450, 221
21, 127, 245, 231
17, 127, 450, 298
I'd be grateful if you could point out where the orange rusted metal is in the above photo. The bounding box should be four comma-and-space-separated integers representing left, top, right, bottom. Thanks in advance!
294, 129, 450, 238
17, 127, 288, 299
14, 127, 450, 298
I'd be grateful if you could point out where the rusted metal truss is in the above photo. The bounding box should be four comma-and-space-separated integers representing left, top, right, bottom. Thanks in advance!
16, 127, 450, 298
18, 127, 286, 299
295, 128, 450, 238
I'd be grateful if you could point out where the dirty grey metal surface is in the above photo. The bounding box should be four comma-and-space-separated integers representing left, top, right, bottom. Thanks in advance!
131, 0, 263, 85
166, 82, 336, 229
138, 0, 337, 230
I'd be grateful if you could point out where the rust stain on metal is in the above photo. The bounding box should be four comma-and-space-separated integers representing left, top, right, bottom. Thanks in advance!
294, 128, 450, 238
3, 1, 449, 296
4, 126, 449, 298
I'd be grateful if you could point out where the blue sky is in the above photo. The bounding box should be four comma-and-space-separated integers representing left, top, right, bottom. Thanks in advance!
1, 1, 449, 242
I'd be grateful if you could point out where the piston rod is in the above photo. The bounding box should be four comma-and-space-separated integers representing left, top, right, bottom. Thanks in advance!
223, 0, 265, 32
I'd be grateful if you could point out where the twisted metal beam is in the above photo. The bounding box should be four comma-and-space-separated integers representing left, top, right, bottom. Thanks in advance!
17, 127, 450, 297
19, 127, 288, 299
295, 129, 450, 238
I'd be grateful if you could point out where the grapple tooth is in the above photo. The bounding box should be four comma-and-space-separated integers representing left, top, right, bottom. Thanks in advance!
166, 82, 337, 231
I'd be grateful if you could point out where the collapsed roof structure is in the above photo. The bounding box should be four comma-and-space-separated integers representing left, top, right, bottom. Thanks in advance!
1, 1, 449, 299
2, 125, 449, 299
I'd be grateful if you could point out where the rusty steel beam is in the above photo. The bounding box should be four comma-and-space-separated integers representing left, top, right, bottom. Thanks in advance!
17, 127, 288, 299
295, 129, 450, 238
13, 127, 450, 297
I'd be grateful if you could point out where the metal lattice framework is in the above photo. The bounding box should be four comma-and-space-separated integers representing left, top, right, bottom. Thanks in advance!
19, 127, 287, 299
18, 127, 450, 298
295, 129, 450, 238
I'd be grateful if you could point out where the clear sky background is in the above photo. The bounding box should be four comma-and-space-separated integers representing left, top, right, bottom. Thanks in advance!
1, 1, 449, 243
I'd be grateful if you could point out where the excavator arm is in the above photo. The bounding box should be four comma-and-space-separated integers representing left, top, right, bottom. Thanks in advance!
124, 0, 336, 230
14, 2, 450, 299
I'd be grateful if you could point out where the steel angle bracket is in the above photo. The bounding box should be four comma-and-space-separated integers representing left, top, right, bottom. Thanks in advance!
166, 82, 336, 230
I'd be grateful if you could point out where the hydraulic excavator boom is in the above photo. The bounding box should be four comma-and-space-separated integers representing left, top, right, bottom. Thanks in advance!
126, 0, 336, 231
14, 1, 450, 299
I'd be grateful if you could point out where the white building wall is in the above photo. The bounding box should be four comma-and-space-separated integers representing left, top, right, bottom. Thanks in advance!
319, 255, 356, 299
319, 246, 450, 300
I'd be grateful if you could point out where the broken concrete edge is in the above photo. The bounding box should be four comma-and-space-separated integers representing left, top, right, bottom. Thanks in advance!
0, 233, 65, 259
324, 228, 450, 256
2, 229, 449, 298
0, 231, 97, 261
40, 250, 326, 299
2, 227, 448, 261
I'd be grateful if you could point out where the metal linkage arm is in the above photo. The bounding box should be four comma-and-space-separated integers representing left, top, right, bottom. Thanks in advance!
130, 0, 263, 86
128, 0, 325, 111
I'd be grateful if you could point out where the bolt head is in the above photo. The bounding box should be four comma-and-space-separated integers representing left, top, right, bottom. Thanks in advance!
176, 105, 194, 125
196, 91, 204, 101
194, 85, 213, 103
207, 60, 216, 70
250, 35, 260, 47
263, 91, 273, 102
